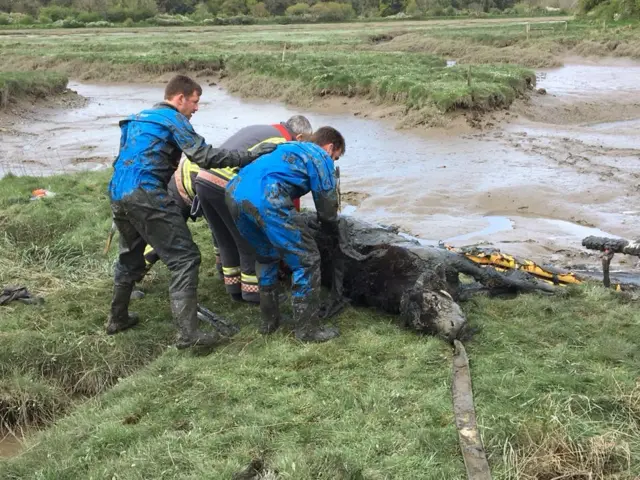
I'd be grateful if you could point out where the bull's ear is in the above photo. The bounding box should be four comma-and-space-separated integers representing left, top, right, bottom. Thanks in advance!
434, 263, 447, 283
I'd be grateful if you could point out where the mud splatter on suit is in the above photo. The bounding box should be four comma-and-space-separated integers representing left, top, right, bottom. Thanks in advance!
194, 123, 300, 303
226, 141, 340, 340
107, 101, 271, 348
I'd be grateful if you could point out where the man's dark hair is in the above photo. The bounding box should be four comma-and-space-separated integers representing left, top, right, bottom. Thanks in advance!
311, 126, 346, 154
164, 75, 203, 100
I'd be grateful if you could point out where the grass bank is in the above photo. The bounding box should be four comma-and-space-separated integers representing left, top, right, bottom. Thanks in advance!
374, 19, 640, 67
0, 171, 639, 478
0, 172, 174, 431
0, 71, 67, 108
2, 19, 640, 124
0, 20, 554, 125
2, 19, 639, 124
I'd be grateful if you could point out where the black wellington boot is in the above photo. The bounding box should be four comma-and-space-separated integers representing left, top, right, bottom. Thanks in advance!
293, 299, 340, 343
259, 287, 281, 335
171, 291, 221, 349
105, 282, 139, 335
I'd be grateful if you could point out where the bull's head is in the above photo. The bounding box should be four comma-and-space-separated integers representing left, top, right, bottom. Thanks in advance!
400, 270, 468, 342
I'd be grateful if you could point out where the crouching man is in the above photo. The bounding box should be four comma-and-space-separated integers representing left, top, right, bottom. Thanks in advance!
226, 127, 345, 343
194, 115, 313, 303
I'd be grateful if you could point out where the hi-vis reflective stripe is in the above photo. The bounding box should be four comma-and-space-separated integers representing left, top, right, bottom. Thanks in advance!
144, 244, 159, 266
242, 283, 259, 293
174, 157, 200, 205
247, 136, 287, 152
444, 245, 582, 286
208, 166, 239, 181
181, 158, 200, 199
222, 266, 241, 276
241, 273, 259, 293
241, 273, 258, 284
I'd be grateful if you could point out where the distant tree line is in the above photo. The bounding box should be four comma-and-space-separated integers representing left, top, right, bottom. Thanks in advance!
0, 0, 566, 27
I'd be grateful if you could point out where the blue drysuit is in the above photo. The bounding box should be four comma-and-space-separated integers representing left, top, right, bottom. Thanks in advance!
226, 142, 339, 300
108, 102, 257, 295
110, 103, 254, 201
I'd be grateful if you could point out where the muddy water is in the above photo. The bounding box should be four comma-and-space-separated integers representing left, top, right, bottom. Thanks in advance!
536, 61, 640, 97
1, 62, 640, 269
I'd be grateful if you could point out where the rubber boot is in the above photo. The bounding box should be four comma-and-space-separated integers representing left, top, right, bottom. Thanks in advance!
231, 293, 244, 303
259, 287, 281, 335
293, 299, 340, 343
171, 291, 220, 349
105, 283, 139, 335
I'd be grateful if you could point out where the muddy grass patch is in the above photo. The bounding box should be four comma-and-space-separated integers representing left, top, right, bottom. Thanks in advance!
0, 72, 68, 109
0, 27, 537, 125
0, 170, 294, 435
0, 172, 178, 431
372, 21, 640, 68
1, 284, 639, 478
375, 32, 563, 68
221, 53, 534, 127
502, 387, 639, 480
367, 29, 410, 44
571, 38, 640, 59
500, 381, 640, 479
505, 428, 633, 479
0, 376, 70, 431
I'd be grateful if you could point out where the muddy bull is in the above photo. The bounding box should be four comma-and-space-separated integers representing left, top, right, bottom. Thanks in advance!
309, 214, 557, 341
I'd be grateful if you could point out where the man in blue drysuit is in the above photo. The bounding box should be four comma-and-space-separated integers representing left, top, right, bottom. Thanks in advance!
107, 74, 275, 349
226, 126, 345, 343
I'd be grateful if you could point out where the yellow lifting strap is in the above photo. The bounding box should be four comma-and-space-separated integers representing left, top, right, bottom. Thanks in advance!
444, 245, 582, 286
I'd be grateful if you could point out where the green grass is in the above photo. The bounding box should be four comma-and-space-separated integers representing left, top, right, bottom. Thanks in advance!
2, 18, 639, 122
0, 171, 639, 478
0, 71, 68, 108
226, 52, 534, 111
0, 19, 554, 123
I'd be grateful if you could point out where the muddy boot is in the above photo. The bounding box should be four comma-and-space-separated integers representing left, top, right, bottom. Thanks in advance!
259, 287, 281, 335
171, 291, 220, 349
293, 299, 340, 343
231, 293, 244, 303
105, 283, 139, 335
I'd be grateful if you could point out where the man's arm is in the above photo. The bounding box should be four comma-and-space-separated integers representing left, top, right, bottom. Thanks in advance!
312, 189, 339, 225
171, 116, 273, 169
308, 157, 339, 226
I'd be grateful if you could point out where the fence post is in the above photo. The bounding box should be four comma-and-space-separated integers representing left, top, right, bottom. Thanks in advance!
282, 43, 287, 62
525, 22, 530, 40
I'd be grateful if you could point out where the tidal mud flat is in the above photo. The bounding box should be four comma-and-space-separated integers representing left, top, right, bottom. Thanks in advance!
1, 59, 639, 276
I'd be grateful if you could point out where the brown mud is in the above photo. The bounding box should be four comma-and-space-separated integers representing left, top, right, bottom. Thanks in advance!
0, 433, 23, 459
2, 59, 640, 277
